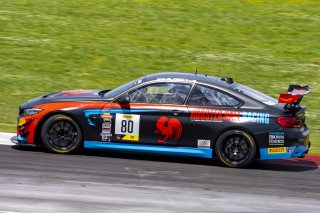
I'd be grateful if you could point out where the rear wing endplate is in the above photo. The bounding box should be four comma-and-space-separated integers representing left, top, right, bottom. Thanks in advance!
278, 85, 311, 106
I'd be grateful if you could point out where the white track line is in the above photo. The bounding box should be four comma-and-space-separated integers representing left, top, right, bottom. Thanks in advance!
0, 132, 15, 146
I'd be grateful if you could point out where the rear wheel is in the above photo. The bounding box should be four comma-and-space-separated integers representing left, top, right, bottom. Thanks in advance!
215, 130, 256, 168
41, 114, 83, 154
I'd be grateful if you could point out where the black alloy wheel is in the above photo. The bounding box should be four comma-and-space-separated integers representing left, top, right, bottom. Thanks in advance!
215, 130, 256, 168
41, 114, 83, 154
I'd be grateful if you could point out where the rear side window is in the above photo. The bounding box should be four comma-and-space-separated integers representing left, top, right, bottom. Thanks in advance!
233, 84, 277, 105
129, 83, 191, 105
188, 85, 240, 106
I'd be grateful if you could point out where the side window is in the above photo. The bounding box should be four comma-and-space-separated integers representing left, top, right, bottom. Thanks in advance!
188, 85, 240, 106
129, 83, 191, 105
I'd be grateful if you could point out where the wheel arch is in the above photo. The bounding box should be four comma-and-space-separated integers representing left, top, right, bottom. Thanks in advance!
34, 110, 84, 146
213, 126, 260, 159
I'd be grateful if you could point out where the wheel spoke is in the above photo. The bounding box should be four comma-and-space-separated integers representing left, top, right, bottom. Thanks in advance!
58, 121, 64, 132
46, 120, 79, 150
221, 134, 253, 164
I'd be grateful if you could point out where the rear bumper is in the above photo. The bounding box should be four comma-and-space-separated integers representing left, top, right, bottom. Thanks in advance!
259, 143, 309, 160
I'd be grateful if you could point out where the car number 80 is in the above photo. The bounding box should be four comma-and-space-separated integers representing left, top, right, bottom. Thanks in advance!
115, 113, 140, 136
121, 120, 133, 133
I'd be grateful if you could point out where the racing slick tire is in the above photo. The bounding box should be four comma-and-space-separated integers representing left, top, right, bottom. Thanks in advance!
215, 130, 256, 168
41, 114, 83, 154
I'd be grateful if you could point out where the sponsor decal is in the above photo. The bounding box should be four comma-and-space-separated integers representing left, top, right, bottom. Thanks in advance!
269, 132, 285, 146
268, 147, 286, 154
102, 116, 112, 122
115, 113, 140, 141
102, 123, 111, 128
115, 134, 139, 141
102, 127, 111, 134
101, 113, 113, 141
197, 139, 211, 149
286, 147, 294, 153
241, 111, 270, 124
155, 116, 183, 143
190, 109, 269, 124
101, 133, 112, 141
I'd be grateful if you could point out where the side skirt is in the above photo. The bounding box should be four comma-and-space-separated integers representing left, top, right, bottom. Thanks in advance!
84, 141, 213, 158
259, 145, 309, 160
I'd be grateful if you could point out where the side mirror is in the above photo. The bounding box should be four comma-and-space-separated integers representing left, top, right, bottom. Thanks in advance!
117, 93, 130, 103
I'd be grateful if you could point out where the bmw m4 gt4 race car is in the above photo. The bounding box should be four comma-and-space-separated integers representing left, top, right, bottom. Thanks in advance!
11, 72, 311, 168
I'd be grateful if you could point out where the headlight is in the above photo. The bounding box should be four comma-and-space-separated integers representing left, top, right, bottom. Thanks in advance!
23, 108, 43, 116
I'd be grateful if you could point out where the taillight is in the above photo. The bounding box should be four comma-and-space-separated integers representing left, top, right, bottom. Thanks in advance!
277, 116, 301, 128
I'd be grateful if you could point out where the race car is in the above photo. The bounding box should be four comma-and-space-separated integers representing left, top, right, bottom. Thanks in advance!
11, 72, 311, 168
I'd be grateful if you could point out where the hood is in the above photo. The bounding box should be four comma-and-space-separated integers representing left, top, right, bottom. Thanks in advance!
21, 90, 108, 109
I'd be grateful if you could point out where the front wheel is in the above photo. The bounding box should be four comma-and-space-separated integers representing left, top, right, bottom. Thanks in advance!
215, 130, 256, 168
41, 114, 83, 154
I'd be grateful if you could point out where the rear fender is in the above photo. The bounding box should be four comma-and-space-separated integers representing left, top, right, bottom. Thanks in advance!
214, 127, 260, 159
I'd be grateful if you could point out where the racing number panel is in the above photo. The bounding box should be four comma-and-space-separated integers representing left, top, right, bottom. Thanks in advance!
100, 103, 190, 146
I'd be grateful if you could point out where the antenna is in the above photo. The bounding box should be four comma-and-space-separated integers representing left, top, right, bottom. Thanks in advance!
195, 67, 198, 76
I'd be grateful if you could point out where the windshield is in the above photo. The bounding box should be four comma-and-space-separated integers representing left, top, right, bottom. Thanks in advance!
103, 78, 140, 99
233, 84, 277, 105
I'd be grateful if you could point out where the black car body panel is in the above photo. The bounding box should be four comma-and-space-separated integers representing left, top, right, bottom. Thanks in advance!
13, 72, 311, 165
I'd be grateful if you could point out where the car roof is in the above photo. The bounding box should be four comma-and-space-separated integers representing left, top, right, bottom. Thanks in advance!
142, 72, 234, 88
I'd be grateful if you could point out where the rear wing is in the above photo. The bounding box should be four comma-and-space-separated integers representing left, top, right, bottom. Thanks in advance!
278, 85, 311, 107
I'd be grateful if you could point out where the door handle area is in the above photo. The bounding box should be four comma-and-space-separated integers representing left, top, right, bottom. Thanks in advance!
171, 110, 184, 116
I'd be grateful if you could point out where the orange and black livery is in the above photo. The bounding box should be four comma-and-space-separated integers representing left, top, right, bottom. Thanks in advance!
12, 72, 311, 168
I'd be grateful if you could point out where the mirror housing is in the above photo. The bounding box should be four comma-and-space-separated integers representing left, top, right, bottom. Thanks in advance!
117, 93, 130, 103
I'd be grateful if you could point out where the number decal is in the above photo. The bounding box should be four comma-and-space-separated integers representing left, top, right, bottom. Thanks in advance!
115, 114, 140, 141
120, 120, 134, 133
121, 120, 127, 133
128, 120, 133, 133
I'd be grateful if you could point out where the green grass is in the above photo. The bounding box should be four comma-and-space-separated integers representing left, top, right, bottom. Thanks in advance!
0, 0, 319, 153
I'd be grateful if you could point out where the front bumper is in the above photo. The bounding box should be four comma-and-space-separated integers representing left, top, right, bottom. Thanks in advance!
15, 115, 38, 145
10, 135, 34, 146
259, 143, 310, 160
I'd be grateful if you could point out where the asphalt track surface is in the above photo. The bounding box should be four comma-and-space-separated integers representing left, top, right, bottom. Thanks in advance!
0, 134, 319, 213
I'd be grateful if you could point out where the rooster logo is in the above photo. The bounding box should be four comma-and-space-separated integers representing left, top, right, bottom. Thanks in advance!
155, 116, 183, 143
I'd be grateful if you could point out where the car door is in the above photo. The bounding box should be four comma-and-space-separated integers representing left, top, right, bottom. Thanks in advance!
185, 84, 242, 149
101, 82, 193, 146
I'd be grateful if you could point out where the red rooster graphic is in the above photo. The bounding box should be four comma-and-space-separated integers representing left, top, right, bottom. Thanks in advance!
155, 116, 183, 143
